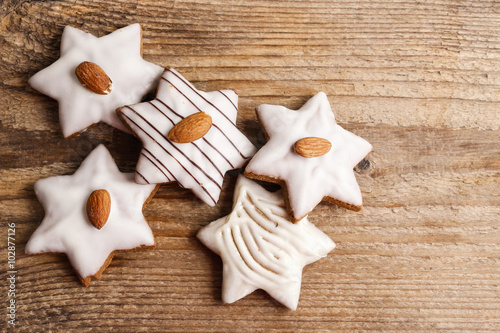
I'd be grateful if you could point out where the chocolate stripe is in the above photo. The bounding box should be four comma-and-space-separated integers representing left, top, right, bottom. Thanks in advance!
167, 68, 234, 123
141, 150, 173, 182
149, 100, 220, 176
217, 90, 238, 114
202, 138, 235, 169
211, 123, 250, 159
162, 73, 251, 159
161, 77, 203, 112
156, 97, 234, 173
148, 101, 175, 126
155, 98, 183, 119
135, 170, 150, 184
143, 147, 176, 182
124, 106, 221, 189
118, 108, 218, 205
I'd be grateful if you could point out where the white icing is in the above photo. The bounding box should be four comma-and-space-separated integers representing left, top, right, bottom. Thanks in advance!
118, 68, 257, 206
28, 23, 163, 137
245, 92, 372, 220
197, 175, 335, 310
25, 144, 157, 281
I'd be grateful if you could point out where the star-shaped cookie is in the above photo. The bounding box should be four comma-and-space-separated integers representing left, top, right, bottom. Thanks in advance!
117, 67, 257, 206
28, 23, 163, 137
25, 144, 159, 286
197, 175, 335, 310
245, 92, 372, 222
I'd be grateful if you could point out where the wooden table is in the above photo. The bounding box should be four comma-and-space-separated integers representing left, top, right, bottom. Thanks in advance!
1, 0, 499, 331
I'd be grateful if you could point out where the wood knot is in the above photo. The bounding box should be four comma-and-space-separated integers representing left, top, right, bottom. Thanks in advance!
357, 158, 371, 170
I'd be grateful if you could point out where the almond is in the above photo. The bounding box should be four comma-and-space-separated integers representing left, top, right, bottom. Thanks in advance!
168, 112, 212, 143
75, 61, 113, 95
86, 189, 111, 229
294, 137, 332, 158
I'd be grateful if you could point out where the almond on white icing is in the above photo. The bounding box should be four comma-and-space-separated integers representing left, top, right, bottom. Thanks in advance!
245, 92, 372, 221
28, 24, 163, 137
25, 145, 157, 284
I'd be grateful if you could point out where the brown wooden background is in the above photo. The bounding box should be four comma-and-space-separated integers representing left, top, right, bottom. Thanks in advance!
1, 0, 499, 331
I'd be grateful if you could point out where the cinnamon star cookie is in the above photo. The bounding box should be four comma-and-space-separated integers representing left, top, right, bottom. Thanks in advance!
197, 175, 335, 310
244, 92, 372, 222
25, 145, 159, 286
117, 68, 257, 206
29, 23, 162, 137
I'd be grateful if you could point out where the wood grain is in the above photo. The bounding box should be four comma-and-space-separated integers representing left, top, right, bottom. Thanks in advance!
1, 0, 499, 331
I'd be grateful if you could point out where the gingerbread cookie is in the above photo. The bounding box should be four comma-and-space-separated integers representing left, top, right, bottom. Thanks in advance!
244, 92, 372, 222
197, 175, 335, 310
25, 144, 159, 286
28, 23, 163, 137
117, 67, 257, 206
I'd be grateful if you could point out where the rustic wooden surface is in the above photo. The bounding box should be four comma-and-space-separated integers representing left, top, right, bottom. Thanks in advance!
1, 0, 500, 331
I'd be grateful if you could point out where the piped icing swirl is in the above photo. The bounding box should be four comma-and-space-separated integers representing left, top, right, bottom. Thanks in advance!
197, 175, 335, 310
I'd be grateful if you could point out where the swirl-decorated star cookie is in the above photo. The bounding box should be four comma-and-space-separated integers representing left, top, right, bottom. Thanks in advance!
245, 92, 372, 222
117, 67, 257, 206
25, 145, 159, 286
28, 23, 163, 137
197, 175, 335, 310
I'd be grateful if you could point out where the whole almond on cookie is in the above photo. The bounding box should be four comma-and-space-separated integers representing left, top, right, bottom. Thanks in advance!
294, 137, 332, 158
86, 189, 111, 229
75, 61, 113, 95
168, 112, 212, 143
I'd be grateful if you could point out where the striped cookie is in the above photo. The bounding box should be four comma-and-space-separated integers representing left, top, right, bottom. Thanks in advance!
118, 68, 257, 206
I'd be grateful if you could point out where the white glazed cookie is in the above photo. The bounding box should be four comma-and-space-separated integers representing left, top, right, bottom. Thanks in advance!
197, 175, 335, 310
25, 144, 158, 287
117, 67, 257, 206
28, 23, 163, 137
245, 92, 372, 222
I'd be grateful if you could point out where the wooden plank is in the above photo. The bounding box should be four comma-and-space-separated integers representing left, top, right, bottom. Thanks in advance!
1, 0, 499, 331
